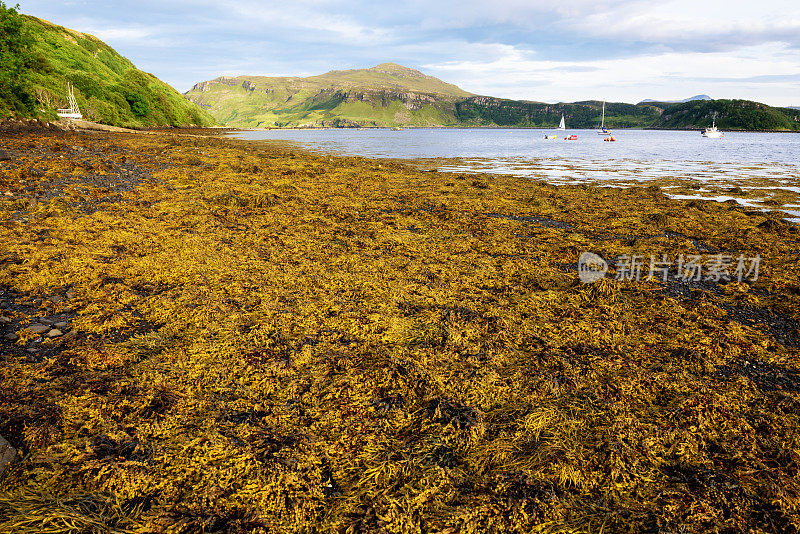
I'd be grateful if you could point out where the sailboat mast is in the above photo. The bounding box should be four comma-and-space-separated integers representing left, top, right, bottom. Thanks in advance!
601, 101, 605, 128
68, 84, 78, 114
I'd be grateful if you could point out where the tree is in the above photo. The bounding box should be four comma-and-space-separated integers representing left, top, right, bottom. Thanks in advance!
125, 91, 150, 117
0, 2, 35, 115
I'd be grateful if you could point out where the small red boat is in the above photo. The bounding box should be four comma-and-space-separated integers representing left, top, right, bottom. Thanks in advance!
564, 135, 578, 141
604, 136, 616, 142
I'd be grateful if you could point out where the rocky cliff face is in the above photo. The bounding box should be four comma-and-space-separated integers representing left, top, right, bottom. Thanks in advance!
189, 77, 236, 93
320, 89, 439, 110
188, 77, 262, 94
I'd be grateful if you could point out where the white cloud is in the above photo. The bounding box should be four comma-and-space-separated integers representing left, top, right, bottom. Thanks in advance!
88, 27, 153, 43
219, 0, 396, 45
571, 0, 800, 47
423, 42, 800, 105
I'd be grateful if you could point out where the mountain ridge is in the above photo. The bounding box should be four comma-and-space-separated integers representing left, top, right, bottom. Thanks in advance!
189, 63, 472, 98
639, 95, 712, 104
185, 63, 472, 127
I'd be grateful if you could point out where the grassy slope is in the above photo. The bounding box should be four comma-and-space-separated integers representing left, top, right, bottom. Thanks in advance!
186, 63, 468, 128
17, 15, 214, 128
243, 63, 473, 97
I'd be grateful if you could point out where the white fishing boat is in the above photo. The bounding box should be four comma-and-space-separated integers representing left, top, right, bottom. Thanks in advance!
56, 83, 82, 120
701, 118, 723, 138
557, 114, 566, 130
597, 101, 611, 135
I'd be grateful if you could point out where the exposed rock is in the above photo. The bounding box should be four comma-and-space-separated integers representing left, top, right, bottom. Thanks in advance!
29, 323, 50, 334
0, 118, 58, 133
0, 434, 15, 476
189, 76, 245, 93
320, 88, 439, 112
54, 321, 68, 328
4, 333, 18, 342
47, 329, 63, 338
0, 150, 11, 161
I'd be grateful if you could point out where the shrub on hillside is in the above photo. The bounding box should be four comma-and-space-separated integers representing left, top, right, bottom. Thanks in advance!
125, 91, 150, 117
0, 1, 35, 116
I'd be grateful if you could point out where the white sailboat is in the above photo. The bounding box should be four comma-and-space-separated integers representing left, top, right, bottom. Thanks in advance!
57, 83, 82, 120
597, 101, 611, 135
557, 114, 566, 130
701, 118, 723, 138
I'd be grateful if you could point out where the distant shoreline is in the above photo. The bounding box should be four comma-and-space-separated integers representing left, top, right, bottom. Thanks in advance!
229, 125, 800, 134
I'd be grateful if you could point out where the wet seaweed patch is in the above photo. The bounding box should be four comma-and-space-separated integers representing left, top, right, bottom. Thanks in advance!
714, 357, 800, 392
0, 130, 799, 533
485, 212, 575, 230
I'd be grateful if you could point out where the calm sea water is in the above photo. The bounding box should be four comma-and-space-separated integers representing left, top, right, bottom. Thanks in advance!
231, 128, 800, 220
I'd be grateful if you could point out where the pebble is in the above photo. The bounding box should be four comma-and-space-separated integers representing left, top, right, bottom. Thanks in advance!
0, 150, 10, 162
0, 316, 11, 324
0, 434, 16, 476
4, 333, 18, 342
29, 323, 50, 334
48, 295, 63, 304
47, 329, 63, 338
38, 318, 53, 325
54, 321, 68, 328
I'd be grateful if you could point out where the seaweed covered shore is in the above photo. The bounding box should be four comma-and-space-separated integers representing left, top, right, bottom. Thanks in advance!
0, 129, 799, 533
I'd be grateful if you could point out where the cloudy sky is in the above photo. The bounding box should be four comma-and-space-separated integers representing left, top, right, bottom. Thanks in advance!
19, 0, 800, 106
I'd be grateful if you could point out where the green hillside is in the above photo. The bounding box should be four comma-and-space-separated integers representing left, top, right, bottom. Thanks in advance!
649, 99, 800, 131
185, 63, 470, 128
240, 62, 472, 97
187, 63, 800, 131
0, 4, 214, 127
454, 97, 662, 128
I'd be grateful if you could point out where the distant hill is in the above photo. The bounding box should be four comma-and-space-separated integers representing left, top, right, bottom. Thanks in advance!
187, 64, 800, 131
454, 97, 662, 129
185, 63, 471, 128
651, 99, 800, 130
639, 95, 712, 105
0, 5, 214, 127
